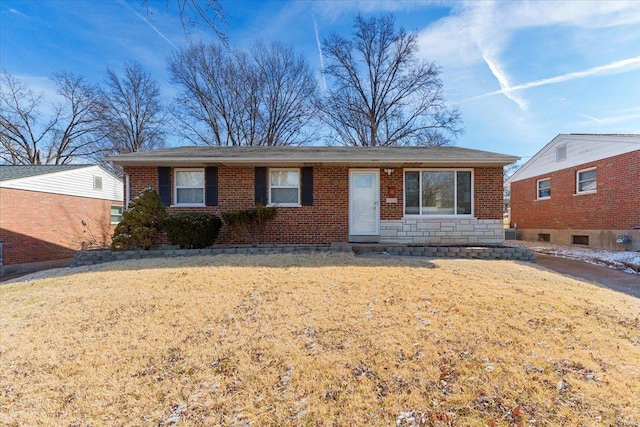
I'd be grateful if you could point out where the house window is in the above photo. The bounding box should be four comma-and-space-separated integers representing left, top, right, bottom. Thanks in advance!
556, 145, 567, 162
537, 178, 551, 199
572, 235, 589, 245
404, 170, 472, 216
576, 167, 596, 194
111, 205, 123, 224
174, 169, 205, 206
538, 233, 551, 242
269, 169, 300, 206
93, 176, 103, 190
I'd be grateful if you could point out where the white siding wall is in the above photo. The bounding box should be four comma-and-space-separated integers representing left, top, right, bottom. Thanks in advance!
508, 135, 639, 183
0, 166, 123, 201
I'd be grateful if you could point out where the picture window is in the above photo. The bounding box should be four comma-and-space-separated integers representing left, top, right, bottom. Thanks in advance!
404, 170, 472, 216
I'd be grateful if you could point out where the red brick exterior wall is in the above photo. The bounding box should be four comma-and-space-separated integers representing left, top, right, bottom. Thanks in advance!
474, 167, 505, 220
0, 188, 121, 265
123, 165, 505, 245
510, 151, 640, 230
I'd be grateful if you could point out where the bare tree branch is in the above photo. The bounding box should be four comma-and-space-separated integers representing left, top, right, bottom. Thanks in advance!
144, 0, 228, 44
319, 14, 462, 147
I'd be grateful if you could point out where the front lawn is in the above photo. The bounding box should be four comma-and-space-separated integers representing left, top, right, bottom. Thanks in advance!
1, 253, 638, 426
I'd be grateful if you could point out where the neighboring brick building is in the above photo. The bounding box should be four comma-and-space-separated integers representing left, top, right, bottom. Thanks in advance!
506, 134, 640, 250
0, 165, 123, 276
107, 146, 518, 246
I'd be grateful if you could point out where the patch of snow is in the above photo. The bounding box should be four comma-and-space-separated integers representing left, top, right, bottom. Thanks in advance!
508, 241, 640, 275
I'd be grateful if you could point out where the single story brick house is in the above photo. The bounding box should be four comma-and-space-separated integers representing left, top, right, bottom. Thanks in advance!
0, 165, 123, 277
505, 134, 640, 250
106, 146, 518, 246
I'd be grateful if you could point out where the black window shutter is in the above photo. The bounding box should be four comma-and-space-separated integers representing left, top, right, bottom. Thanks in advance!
205, 166, 218, 206
158, 167, 171, 206
301, 166, 313, 206
254, 167, 267, 205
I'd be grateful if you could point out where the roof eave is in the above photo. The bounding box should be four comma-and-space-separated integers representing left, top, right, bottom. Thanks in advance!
107, 156, 519, 168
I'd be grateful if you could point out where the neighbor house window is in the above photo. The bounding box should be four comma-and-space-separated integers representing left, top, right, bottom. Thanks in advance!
111, 205, 123, 224
537, 178, 551, 199
174, 169, 205, 206
269, 169, 300, 206
404, 170, 472, 216
572, 235, 589, 245
576, 167, 596, 194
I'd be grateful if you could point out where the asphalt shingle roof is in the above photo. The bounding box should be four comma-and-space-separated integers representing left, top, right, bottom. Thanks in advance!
0, 165, 92, 182
105, 146, 519, 167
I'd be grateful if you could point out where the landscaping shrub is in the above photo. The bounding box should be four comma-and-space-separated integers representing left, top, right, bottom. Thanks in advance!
162, 213, 222, 249
111, 188, 167, 250
221, 205, 277, 246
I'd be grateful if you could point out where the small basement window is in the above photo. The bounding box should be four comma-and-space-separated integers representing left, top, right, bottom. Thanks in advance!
538, 233, 550, 242
572, 235, 589, 245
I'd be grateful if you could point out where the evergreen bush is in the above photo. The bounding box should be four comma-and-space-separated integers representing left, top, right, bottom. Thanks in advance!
221, 205, 278, 246
162, 213, 222, 249
111, 188, 167, 250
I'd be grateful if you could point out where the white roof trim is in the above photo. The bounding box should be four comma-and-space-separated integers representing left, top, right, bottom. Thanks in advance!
506, 134, 640, 185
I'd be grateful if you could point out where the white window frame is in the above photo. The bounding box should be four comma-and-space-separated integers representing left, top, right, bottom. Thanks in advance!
537, 178, 551, 200
173, 168, 205, 207
268, 168, 301, 207
110, 205, 123, 224
403, 168, 474, 217
576, 167, 597, 195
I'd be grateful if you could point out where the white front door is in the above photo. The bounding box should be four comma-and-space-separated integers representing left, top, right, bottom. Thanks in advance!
349, 169, 380, 237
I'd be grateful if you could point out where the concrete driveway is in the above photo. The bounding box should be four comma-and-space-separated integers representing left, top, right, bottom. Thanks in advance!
535, 254, 640, 298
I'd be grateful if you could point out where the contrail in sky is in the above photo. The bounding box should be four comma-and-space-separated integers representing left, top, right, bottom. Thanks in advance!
574, 112, 603, 122
117, 0, 179, 50
480, 51, 527, 110
312, 15, 327, 92
466, 55, 640, 103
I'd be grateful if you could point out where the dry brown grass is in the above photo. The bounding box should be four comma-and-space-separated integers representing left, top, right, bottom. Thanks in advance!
1, 253, 639, 426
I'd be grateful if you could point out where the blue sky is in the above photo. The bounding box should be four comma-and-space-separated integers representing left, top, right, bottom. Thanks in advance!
1, 0, 639, 161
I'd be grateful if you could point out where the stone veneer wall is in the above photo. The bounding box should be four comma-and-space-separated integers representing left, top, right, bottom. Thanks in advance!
380, 218, 504, 245
71, 243, 536, 267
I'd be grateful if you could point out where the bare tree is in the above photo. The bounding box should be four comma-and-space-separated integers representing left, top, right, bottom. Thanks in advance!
0, 70, 102, 165
251, 42, 318, 146
168, 41, 317, 146
94, 61, 166, 157
320, 14, 462, 147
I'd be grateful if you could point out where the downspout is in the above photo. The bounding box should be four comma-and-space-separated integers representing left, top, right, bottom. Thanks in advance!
125, 173, 130, 208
